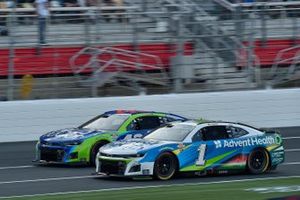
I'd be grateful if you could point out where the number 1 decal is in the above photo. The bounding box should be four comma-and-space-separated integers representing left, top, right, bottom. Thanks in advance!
196, 144, 207, 166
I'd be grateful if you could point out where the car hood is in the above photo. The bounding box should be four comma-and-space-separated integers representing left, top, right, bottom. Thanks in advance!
100, 139, 175, 155
40, 128, 112, 143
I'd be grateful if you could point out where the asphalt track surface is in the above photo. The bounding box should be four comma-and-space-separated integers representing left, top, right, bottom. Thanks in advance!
0, 127, 299, 198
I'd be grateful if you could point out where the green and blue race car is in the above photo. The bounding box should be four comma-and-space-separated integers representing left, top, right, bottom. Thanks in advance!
34, 110, 187, 165
96, 120, 284, 180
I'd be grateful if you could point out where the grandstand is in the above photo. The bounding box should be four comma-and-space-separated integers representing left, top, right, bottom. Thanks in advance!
0, 0, 299, 100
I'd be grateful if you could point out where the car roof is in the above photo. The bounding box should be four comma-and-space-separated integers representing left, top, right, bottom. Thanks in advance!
103, 110, 187, 119
200, 120, 260, 130
174, 119, 259, 130
104, 110, 149, 115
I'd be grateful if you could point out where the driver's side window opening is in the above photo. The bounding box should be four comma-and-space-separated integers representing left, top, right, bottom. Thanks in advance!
192, 130, 204, 142
127, 116, 161, 131
201, 126, 229, 141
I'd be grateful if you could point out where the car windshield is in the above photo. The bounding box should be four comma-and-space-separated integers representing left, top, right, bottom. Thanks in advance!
144, 123, 196, 142
80, 114, 130, 131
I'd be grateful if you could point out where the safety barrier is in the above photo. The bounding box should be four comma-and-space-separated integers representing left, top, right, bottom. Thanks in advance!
0, 88, 299, 142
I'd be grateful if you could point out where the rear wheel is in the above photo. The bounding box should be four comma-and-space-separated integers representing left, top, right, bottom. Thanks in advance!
247, 149, 270, 174
90, 141, 109, 166
154, 152, 177, 180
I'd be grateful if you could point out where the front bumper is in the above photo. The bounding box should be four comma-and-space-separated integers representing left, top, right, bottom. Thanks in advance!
35, 142, 88, 164
95, 154, 154, 177
32, 159, 88, 166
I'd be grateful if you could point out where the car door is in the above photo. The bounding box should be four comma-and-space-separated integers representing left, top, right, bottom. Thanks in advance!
197, 125, 249, 171
178, 125, 231, 172
197, 125, 231, 169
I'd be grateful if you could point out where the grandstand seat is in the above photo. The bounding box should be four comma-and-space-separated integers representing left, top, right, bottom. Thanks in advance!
240, 39, 300, 67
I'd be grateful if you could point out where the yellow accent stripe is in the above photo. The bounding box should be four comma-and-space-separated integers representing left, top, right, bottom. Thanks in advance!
173, 145, 191, 155
266, 145, 280, 152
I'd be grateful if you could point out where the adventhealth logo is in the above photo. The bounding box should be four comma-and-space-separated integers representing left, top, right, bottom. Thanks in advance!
214, 140, 222, 148
214, 136, 276, 148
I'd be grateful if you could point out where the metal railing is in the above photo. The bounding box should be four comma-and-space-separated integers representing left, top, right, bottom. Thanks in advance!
178, 0, 260, 83
213, 0, 300, 11
269, 45, 300, 83
1, 1, 300, 100
70, 46, 169, 96
0, 7, 180, 100
211, 0, 300, 41
0, 6, 180, 47
270, 45, 300, 78
288, 51, 300, 76
70, 46, 164, 73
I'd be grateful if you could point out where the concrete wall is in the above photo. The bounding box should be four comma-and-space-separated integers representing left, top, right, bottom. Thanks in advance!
1, 88, 299, 142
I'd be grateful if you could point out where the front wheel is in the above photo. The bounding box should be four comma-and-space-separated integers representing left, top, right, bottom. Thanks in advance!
90, 141, 109, 166
153, 152, 177, 180
247, 149, 270, 174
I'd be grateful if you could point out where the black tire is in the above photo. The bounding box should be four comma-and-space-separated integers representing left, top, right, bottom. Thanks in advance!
247, 148, 270, 174
90, 141, 109, 166
269, 165, 277, 171
153, 152, 177, 180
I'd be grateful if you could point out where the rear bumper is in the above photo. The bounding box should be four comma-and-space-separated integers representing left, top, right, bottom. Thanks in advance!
270, 146, 285, 166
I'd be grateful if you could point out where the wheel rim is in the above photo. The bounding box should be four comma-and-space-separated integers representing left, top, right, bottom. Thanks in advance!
156, 155, 175, 178
250, 151, 267, 171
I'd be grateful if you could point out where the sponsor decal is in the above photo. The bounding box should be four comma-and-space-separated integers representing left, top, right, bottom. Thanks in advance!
275, 135, 282, 145
123, 133, 143, 140
214, 140, 222, 148
214, 136, 276, 149
177, 143, 185, 149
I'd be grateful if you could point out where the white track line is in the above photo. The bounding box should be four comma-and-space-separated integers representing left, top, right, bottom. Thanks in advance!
0, 148, 299, 171
0, 165, 35, 170
283, 162, 300, 165
285, 149, 300, 152
0, 175, 94, 185
0, 162, 299, 186
1, 175, 300, 199
283, 136, 300, 140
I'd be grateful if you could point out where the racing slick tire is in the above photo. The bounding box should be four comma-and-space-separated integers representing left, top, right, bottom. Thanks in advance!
90, 140, 109, 166
154, 152, 177, 180
269, 165, 277, 171
247, 148, 270, 174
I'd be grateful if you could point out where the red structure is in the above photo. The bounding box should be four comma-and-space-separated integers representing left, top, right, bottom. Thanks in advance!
0, 39, 299, 76
0, 43, 193, 76
245, 39, 300, 67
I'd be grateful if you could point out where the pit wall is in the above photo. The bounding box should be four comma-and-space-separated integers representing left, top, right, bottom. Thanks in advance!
0, 88, 299, 142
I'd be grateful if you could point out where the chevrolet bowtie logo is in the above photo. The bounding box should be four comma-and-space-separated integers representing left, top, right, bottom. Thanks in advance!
214, 140, 222, 148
